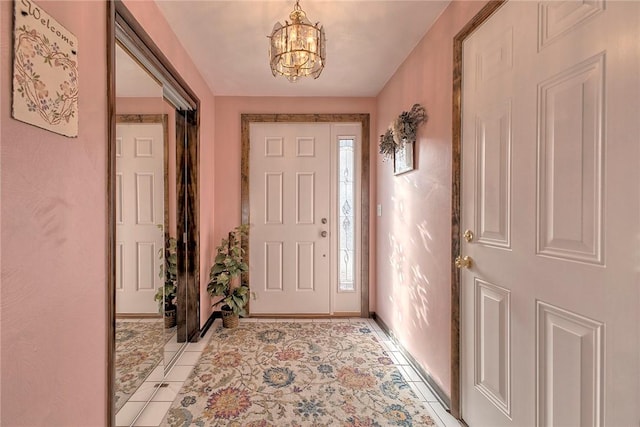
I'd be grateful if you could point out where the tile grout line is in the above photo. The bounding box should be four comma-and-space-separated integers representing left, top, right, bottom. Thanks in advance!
371, 321, 455, 427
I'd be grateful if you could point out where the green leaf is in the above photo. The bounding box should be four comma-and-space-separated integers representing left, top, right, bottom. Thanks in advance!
232, 294, 242, 308
210, 264, 225, 275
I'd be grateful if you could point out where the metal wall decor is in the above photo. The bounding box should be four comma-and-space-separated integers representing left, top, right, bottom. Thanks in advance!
379, 104, 427, 175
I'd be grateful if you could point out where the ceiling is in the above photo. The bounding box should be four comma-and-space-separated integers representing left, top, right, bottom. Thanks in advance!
155, 1, 450, 97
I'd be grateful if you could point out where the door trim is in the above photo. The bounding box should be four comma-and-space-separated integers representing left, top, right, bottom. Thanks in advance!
451, 0, 506, 420
241, 114, 370, 318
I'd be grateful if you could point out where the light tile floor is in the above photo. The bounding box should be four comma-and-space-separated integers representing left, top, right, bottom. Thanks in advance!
117, 318, 461, 427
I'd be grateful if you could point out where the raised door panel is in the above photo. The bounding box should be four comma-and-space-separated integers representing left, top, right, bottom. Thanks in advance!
136, 242, 156, 291
538, 1, 604, 50
265, 173, 283, 225
135, 173, 156, 225
475, 100, 512, 249
296, 173, 315, 225
264, 242, 283, 291
475, 27, 513, 88
536, 53, 604, 264
296, 242, 315, 291
536, 301, 604, 427
474, 279, 511, 417
265, 137, 283, 157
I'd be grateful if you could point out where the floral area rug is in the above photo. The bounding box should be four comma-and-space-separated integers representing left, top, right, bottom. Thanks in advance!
115, 320, 174, 412
162, 322, 436, 426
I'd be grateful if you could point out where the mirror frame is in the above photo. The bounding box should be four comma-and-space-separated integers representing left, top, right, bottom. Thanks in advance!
107, 1, 201, 424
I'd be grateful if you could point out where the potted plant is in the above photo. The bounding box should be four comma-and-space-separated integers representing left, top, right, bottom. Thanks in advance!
154, 237, 178, 328
207, 224, 249, 328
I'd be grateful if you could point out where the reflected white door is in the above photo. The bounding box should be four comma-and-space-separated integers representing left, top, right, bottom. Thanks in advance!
249, 122, 362, 314
116, 123, 165, 314
460, 1, 640, 425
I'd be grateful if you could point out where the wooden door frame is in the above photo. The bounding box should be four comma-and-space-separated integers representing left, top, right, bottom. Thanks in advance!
241, 114, 370, 318
451, 0, 506, 420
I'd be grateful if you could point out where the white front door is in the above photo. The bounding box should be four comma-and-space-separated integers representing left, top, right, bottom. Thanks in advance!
116, 122, 165, 314
460, 1, 640, 425
249, 122, 361, 314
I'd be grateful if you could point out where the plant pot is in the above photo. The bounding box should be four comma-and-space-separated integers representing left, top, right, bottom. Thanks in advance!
164, 308, 176, 329
221, 307, 239, 329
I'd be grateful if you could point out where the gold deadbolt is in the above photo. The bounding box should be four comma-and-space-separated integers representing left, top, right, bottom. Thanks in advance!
455, 255, 472, 269
463, 229, 474, 243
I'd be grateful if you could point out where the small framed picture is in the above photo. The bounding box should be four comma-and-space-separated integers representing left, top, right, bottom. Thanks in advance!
394, 141, 414, 175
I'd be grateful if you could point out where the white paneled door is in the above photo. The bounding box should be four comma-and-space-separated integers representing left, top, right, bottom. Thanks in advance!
460, 1, 639, 426
249, 122, 361, 314
116, 123, 165, 314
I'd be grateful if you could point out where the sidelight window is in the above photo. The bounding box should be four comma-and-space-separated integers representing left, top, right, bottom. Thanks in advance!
338, 138, 355, 292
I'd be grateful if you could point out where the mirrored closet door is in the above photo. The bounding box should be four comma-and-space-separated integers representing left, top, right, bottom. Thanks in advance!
109, 2, 200, 425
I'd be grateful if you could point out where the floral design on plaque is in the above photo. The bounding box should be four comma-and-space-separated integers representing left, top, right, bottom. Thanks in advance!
12, 0, 78, 137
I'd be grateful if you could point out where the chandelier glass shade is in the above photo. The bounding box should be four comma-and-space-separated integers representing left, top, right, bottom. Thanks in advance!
268, 0, 326, 83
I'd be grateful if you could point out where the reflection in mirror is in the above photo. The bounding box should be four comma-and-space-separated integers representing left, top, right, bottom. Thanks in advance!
111, 4, 200, 424
114, 42, 186, 419
114, 42, 167, 413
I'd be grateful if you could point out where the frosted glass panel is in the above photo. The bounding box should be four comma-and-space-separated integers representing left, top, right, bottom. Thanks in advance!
339, 139, 355, 291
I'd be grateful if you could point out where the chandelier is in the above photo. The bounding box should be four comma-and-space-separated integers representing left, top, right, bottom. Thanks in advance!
268, 0, 326, 83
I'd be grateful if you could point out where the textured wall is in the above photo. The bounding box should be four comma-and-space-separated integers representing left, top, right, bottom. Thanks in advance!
1, 1, 218, 424
214, 96, 378, 310
1, 1, 107, 424
375, 0, 488, 398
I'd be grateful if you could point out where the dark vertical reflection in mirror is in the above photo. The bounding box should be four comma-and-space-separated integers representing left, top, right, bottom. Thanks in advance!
176, 110, 200, 343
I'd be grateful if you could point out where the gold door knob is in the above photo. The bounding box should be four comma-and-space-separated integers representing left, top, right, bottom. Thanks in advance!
455, 255, 472, 269
463, 229, 474, 243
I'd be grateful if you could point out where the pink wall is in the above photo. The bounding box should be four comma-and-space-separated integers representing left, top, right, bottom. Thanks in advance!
1, 1, 107, 425
1, 1, 217, 423
375, 0, 487, 398
123, 0, 217, 328
213, 96, 378, 310
116, 97, 177, 237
